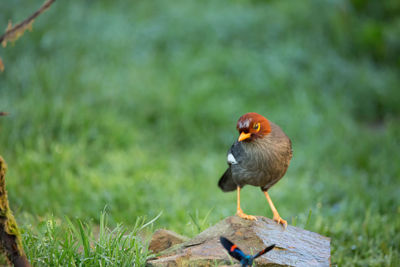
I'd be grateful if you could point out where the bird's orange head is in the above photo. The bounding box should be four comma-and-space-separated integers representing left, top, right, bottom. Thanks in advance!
236, 112, 271, 142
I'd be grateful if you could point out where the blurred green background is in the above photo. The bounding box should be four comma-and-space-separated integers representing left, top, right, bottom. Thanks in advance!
0, 0, 399, 266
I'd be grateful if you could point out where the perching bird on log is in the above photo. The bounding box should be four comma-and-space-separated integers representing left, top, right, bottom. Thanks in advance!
220, 236, 275, 267
218, 112, 292, 228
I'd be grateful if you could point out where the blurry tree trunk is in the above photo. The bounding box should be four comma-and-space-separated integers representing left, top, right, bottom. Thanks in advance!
0, 157, 31, 267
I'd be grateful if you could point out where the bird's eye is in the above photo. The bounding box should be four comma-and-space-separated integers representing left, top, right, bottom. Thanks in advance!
253, 123, 260, 131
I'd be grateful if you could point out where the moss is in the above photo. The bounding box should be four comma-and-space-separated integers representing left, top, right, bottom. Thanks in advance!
5, 210, 22, 244
0, 156, 28, 265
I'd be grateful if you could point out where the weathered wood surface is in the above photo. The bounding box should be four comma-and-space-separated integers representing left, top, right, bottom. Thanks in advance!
147, 216, 330, 267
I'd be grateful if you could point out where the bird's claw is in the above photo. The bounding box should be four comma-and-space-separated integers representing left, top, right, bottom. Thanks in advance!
273, 215, 287, 229
236, 210, 257, 221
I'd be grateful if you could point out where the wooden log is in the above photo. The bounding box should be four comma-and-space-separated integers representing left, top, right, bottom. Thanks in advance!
147, 216, 330, 267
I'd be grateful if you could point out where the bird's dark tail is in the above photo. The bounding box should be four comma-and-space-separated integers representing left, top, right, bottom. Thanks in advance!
218, 167, 237, 192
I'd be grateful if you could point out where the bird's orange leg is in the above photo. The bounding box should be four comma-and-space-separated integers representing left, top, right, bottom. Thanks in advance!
236, 186, 257, 221
263, 191, 287, 228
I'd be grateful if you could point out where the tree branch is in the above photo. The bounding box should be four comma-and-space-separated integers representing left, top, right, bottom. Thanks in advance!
0, 0, 56, 47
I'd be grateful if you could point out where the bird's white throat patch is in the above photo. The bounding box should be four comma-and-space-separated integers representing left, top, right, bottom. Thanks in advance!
227, 153, 238, 164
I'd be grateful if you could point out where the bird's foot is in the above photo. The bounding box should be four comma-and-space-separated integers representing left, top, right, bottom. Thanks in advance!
273, 214, 287, 229
236, 209, 257, 221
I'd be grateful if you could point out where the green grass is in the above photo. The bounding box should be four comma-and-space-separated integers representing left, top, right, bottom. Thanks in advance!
0, 0, 399, 266
21, 210, 157, 266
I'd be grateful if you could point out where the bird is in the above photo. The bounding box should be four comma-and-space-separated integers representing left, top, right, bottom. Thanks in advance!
218, 112, 292, 228
220, 236, 275, 267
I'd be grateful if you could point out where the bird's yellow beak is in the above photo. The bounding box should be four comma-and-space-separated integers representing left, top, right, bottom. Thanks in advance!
238, 132, 251, 142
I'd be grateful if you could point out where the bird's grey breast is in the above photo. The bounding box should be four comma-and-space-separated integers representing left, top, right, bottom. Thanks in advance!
227, 141, 264, 187
226, 141, 244, 165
